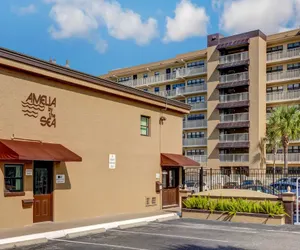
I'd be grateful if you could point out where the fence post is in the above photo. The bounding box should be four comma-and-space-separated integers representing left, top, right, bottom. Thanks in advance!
199, 167, 204, 192
239, 170, 242, 189
210, 168, 213, 190
182, 168, 185, 187
272, 167, 275, 195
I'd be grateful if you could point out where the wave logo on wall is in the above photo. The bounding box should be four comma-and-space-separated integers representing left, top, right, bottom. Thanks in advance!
21, 93, 56, 128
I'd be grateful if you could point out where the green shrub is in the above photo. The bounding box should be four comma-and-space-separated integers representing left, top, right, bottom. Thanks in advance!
183, 196, 286, 217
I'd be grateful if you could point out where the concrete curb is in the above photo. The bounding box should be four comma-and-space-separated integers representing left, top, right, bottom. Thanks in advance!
0, 213, 177, 248
118, 221, 148, 229
66, 228, 106, 239
156, 215, 179, 222
0, 238, 48, 249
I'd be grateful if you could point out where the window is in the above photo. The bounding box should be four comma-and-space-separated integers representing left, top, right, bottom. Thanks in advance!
172, 67, 184, 72
187, 60, 205, 68
154, 72, 160, 76
288, 146, 300, 153
267, 45, 283, 53
287, 63, 300, 70
118, 77, 131, 82
266, 167, 283, 174
140, 116, 150, 136
154, 87, 160, 93
186, 149, 205, 156
172, 83, 185, 89
143, 89, 148, 92
267, 65, 283, 73
4, 164, 23, 192
187, 96, 205, 104
266, 86, 283, 93
143, 74, 148, 78
187, 78, 205, 86
288, 167, 300, 174
288, 83, 300, 91
187, 114, 205, 120
187, 132, 205, 138
288, 42, 300, 50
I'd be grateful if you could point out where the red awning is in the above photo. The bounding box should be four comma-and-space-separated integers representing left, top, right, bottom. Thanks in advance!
0, 139, 82, 162
161, 153, 200, 167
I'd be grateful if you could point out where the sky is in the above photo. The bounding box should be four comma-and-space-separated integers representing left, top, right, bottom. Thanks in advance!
1, 0, 300, 76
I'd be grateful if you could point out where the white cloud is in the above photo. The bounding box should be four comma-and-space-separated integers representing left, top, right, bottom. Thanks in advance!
12, 4, 37, 15
163, 0, 209, 43
219, 0, 300, 34
47, 0, 158, 53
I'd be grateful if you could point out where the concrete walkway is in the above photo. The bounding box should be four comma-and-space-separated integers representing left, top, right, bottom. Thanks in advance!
0, 210, 178, 248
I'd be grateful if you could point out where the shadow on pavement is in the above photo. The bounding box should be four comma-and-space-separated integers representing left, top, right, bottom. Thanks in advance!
167, 245, 244, 250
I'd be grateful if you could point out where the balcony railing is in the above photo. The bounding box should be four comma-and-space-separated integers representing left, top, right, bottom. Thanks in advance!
186, 155, 207, 163
266, 90, 300, 102
181, 84, 207, 94
219, 52, 249, 64
183, 138, 207, 147
220, 112, 249, 123
220, 72, 249, 83
120, 72, 177, 88
266, 153, 300, 163
267, 48, 300, 62
190, 102, 207, 111
219, 92, 249, 103
183, 119, 207, 129
219, 133, 249, 142
267, 69, 300, 83
220, 154, 249, 162
176, 65, 207, 78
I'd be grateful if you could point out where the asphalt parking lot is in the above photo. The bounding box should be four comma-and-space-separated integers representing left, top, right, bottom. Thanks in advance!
19, 218, 300, 250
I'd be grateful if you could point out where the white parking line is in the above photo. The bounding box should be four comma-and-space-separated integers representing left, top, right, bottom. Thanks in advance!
110, 229, 229, 243
150, 222, 258, 234
49, 238, 149, 250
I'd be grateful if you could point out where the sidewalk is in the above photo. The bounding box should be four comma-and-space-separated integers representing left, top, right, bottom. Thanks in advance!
0, 210, 178, 247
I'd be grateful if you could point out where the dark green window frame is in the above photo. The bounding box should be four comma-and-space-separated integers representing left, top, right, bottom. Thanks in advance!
140, 116, 150, 136
4, 164, 24, 192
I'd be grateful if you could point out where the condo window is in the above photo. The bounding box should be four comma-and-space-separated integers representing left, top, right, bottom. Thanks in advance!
172, 67, 184, 72
187, 96, 205, 103
288, 167, 300, 174
266, 86, 283, 93
287, 63, 300, 70
140, 116, 150, 136
287, 42, 300, 50
186, 149, 205, 156
186, 132, 205, 139
154, 72, 160, 76
143, 74, 148, 78
267, 65, 283, 73
266, 167, 283, 175
118, 77, 131, 82
187, 78, 205, 86
266, 45, 283, 53
187, 114, 205, 120
288, 83, 300, 91
4, 164, 23, 193
172, 83, 185, 89
187, 60, 205, 68
154, 87, 160, 93
288, 146, 300, 153
266, 107, 275, 113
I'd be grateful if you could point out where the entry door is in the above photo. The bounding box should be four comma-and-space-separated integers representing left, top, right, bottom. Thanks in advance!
33, 161, 53, 223
162, 168, 179, 208
166, 68, 171, 79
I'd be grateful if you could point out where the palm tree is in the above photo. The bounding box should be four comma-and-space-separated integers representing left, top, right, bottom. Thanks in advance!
268, 106, 300, 174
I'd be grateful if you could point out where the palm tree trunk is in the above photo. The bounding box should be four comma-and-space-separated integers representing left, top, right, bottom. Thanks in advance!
282, 135, 289, 176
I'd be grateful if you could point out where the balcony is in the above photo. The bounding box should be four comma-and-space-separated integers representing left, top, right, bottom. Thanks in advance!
219, 133, 249, 142
186, 155, 207, 163
155, 84, 207, 98
219, 92, 249, 103
183, 120, 207, 129
120, 72, 177, 88
190, 102, 207, 111
176, 65, 207, 78
267, 69, 300, 83
219, 52, 249, 64
266, 90, 300, 103
220, 154, 249, 162
183, 138, 207, 147
266, 153, 300, 163
220, 72, 249, 83
220, 112, 249, 123
267, 48, 300, 63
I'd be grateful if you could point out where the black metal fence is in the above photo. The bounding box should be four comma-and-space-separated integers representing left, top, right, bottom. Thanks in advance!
182, 167, 300, 195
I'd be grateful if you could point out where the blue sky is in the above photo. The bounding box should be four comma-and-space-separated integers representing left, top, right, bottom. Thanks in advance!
0, 0, 300, 76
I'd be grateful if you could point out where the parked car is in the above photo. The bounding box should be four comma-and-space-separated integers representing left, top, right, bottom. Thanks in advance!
242, 185, 280, 195
241, 180, 262, 186
184, 181, 209, 193
223, 182, 239, 189
270, 182, 300, 193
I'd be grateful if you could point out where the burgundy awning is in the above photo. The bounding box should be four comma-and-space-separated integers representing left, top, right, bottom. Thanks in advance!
0, 139, 82, 162
161, 153, 200, 167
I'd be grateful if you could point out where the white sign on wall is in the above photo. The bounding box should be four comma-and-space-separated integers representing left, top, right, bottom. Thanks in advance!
25, 169, 33, 176
56, 174, 65, 184
156, 173, 160, 179
109, 154, 116, 169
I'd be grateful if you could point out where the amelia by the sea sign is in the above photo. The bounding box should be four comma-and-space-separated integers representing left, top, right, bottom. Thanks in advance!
21, 93, 56, 128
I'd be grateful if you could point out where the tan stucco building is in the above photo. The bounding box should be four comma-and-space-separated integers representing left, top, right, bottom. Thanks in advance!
102, 28, 300, 174
0, 48, 198, 229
